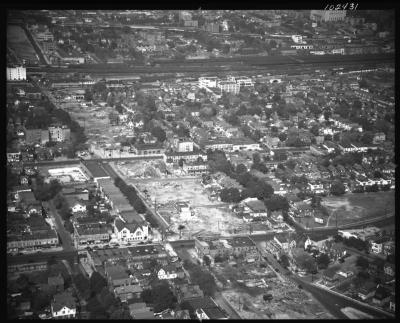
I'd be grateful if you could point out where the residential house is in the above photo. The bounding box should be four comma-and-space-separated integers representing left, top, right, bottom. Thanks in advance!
114, 284, 143, 303
175, 284, 204, 303
383, 263, 395, 277
372, 285, 391, 306
73, 223, 111, 249
132, 142, 165, 156
159, 309, 191, 319
128, 302, 156, 319
157, 264, 178, 280
357, 282, 377, 301
50, 292, 76, 319
274, 235, 296, 252
322, 268, 339, 284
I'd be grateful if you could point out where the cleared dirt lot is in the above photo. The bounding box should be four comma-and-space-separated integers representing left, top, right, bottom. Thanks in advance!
215, 261, 334, 319
133, 179, 245, 237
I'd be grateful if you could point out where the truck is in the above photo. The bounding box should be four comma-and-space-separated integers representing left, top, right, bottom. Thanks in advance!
314, 217, 324, 224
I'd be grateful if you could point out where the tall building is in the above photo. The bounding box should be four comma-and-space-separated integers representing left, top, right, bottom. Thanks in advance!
217, 80, 240, 94
7, 66, 26, 81
310, 10, 346, 22
49, 125, 71, 142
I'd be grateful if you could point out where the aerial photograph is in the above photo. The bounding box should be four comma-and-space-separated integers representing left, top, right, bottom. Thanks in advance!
6, 9, 395, 319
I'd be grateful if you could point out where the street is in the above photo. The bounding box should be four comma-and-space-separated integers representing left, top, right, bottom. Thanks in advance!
214, 292, 242, 319
260, 246, 393, 319
47, 199, 75, 252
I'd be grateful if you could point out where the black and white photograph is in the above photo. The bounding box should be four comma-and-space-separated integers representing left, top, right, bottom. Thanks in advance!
6, 7, 396, 320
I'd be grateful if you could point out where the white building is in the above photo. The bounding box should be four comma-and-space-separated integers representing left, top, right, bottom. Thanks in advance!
157, 266, 178, 280
217, 80, 240, 94
199, 77, 219, 88
310, 10, 347, 22
51, 292, 77, 319
49, 125, 71, 142
176, 202, 192, 220
174, 138, 194, 152
7, 66, 26, 81
235, 77, 254, 87
291, 35, 303, 43
71, 203, 86, 214
113, 218, 149, 244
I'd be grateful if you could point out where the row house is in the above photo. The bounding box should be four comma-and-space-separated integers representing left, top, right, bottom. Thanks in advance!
183, 161, 209, 175
164, 150, 207, 164
73, 223, 111, 249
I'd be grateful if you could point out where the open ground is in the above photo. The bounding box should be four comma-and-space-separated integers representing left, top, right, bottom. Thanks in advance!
295, 191, 394, 229
7, 25, 39, 64
134, 178, 245, 237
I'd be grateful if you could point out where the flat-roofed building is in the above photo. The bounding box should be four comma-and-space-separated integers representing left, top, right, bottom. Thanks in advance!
7, 66, 26, 81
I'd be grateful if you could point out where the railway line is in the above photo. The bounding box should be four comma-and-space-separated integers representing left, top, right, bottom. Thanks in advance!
26, 53, 394, 76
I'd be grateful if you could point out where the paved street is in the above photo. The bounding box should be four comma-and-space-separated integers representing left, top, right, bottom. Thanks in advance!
47, 200, 75, 252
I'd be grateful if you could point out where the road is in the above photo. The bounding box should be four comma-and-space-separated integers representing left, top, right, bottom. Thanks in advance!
214, 292, 242, 319
102, 161, 170, 232
47, 199, 75, 252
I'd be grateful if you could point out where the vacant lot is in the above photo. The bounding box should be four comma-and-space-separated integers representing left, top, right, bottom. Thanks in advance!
135, 179, 245, 237
322, 191, 395, 225
295, 191, 394, 229
7, 25, 39, 64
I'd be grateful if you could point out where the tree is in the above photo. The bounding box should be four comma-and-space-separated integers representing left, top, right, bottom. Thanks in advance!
219, 187, 242, 203
178, 224, 185, 240
84, 89, 93, 101
236, 163, 247, 174
356, 256, 369, 269
90, 271, 107, 295
280, 254, 290, 268
151, 126, 166, 142
178, 159, 184, 167
64, 219, 74, 234
203, 255, 211, 267
316, 253, 330, 269
142, 281, 177, 313
264, 195, 289, 211
285, 159, 296, 170
330, 180, 345, 195
278, 133, 287, 142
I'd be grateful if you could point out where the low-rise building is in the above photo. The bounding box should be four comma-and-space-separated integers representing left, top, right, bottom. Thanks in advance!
51, 292, 76, 319
113, 218, 149, 244
132, 142, 165, 156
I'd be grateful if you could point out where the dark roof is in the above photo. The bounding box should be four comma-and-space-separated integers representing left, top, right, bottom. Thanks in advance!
114, 218, 141, 233
51, 292, 76, 312
228, 236, 256, 248
48, 274, 64, 286
83, 161, 109, 178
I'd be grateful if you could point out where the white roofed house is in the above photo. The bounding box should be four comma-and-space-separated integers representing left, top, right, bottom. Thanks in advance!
274, 234, 296, 252
157, 264, 179, 280
113, 218, 149, 244
50, 292, 77, 319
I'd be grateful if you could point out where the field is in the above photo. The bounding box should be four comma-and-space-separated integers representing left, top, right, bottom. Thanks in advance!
322, 191, 395, 225
7, 25, 39, 64
134, 179, 245, 237
295, 191, 394, 229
